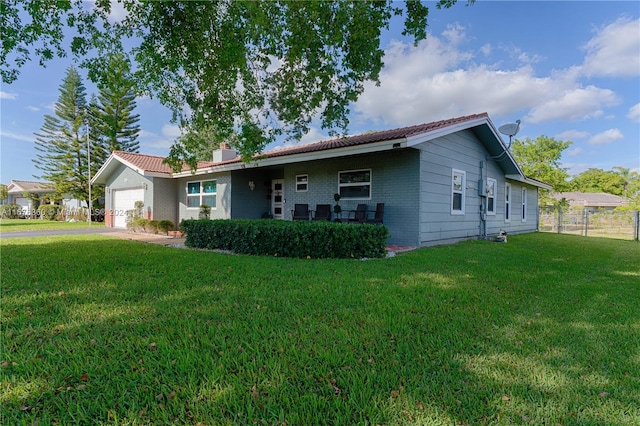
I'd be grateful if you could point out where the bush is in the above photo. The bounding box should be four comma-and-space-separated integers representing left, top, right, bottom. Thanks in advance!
146, 220, 160, 234
199, 204, 211, 219
0, 204, 23, 219
129, 217, 150, 232
157, 220, 175, 235
38, 204, 59, 221
180, 219, 390, 259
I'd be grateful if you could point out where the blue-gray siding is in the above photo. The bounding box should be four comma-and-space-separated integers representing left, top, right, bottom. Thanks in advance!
416, 129, 539, 246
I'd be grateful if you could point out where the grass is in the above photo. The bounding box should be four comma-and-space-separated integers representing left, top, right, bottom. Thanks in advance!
0, 219, 105, 233
1, 233, 639, 425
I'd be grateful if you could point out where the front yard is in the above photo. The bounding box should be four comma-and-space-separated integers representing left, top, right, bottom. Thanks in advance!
0, 218, 105, 233
1, 233, 638, 425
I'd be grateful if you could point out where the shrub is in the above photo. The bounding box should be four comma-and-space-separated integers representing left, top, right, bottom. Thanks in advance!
146, 220, 159, 234
129, 217, 150, 232
0, 204, 22, 219
38, 204, 59, 221
199, 204, 211, 219
157, 220, 175, 235
180, 219, 390, 259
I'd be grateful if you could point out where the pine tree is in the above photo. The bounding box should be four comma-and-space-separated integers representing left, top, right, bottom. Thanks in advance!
33, 67, 94, 207
92, 53, 140, 166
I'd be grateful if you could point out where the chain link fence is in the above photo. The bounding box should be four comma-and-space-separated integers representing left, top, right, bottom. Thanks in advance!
539, 208, 640, 241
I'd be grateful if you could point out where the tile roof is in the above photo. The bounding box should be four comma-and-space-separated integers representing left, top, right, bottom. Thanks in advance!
7, 180, 54, 192
110, 113, 490, 173
112, 151, 216, 174
261, 112, 489, 159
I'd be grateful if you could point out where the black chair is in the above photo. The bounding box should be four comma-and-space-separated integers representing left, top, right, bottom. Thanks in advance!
312, 204, 332, 221
366, 203, 384, 225
291, 204, 310, 220
348, 204, 368, 223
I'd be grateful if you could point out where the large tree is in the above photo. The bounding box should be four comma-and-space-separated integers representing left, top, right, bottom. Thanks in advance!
511, 136, 573, 200
569, 168, 626, 196
2, 0, 468, 167
32, 67, 95, 207
91, 52, 141, 166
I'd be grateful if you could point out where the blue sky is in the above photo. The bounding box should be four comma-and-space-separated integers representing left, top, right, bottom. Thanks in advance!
1, 1, 639, 185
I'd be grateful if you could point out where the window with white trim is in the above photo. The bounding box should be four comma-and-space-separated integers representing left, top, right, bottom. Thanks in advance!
487, 178, 497, 215
338, 169, 371, 199
505, 183, 511, 222
296, 174, 308, 192
451, 169, 466, 214
187, 180, 217, 209
521, 187, 527, 222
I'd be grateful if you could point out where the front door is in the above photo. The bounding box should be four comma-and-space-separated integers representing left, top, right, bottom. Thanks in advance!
271, 179, 284, 219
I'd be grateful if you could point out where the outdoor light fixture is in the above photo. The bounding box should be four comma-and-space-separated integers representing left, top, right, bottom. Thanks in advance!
248, 180, 256, 191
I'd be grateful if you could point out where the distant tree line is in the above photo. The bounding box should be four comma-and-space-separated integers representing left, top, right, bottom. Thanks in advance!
512, 136, 639, 210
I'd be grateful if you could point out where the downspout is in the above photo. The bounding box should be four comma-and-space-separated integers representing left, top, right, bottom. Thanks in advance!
479, 160, 487, 240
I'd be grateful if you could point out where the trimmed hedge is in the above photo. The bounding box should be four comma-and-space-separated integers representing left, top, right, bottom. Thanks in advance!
180, 219, 390, 259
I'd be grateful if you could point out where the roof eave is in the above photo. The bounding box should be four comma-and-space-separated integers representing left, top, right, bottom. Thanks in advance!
172, 138, 408, 177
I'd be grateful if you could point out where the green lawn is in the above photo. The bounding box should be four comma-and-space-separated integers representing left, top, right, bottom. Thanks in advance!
0, 219, 105, 233
1, 233, 638, 425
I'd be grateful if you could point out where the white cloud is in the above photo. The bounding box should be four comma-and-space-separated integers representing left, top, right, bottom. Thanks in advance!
526, 86, 620, 123
26, 106, 40, 112
354, 25, 622, 128
298, 127, 328, 145
581, 17, 640, 77
556, 130, 591, 140
587, 128, 623, 146
0, 130, 34, 142
161, 124, 182, 138
567, 147, 584, 157
1, 91, 16, 100
137, 125, 182, 152
627, 103, 640, 123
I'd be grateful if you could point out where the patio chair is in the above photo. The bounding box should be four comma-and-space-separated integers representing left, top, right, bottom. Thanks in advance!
366, 203, 384, 225
312, 204, 332, 221
348, 204, 368, 223
291, 204, 311, 220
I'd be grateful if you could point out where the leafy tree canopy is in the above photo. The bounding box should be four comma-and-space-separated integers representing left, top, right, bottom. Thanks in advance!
2, 0, 468, 168
511, 136, 573, 196
570, 168, 627, 196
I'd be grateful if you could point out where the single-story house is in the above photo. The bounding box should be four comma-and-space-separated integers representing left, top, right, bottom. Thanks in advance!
550, 191, 628, 212
5, 180, 56, 215
92, 112, 551, 247
4, 179, 88, 216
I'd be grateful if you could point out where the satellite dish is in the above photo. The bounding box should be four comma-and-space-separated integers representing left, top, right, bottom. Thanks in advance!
498, 119, 521, 138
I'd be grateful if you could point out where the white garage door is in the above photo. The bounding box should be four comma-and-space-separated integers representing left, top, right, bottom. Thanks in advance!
113, 189, 144, 228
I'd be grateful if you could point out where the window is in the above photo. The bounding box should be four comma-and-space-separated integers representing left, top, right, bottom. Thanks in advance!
487, 178, 497, 215
338, 169, 371, 199
451, 169, 466, 214
505, 183, 511, 222
521, 187, 527, 222
296, 174, 308, 192
187, 180, 217, 209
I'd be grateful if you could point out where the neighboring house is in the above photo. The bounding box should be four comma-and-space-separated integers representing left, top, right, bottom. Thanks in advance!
550, 192, 628, 212
4, 179, 88, 217
92, 113, 551, 247
5, 180, 56, 215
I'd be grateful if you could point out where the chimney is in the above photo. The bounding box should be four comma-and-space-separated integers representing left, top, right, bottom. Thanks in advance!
213, 142, 236, 162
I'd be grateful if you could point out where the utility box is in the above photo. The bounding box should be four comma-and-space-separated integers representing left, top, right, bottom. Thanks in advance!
478, 179, 486, 197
